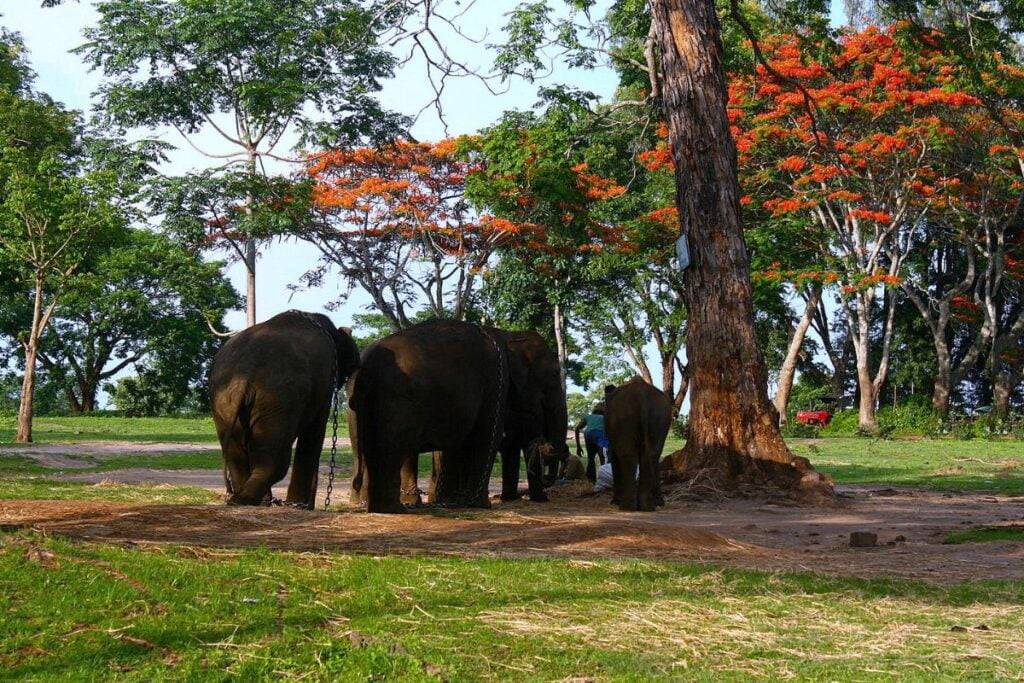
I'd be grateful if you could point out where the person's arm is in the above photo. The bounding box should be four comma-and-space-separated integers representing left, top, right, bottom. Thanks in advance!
574, 419, 585, 455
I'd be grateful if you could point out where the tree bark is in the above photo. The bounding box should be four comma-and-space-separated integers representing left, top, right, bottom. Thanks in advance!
775, 284, 822, 425
16, 277, 46, 443
932, 341, 952, 417
553, 301, 568, 393
245, 238, 257, 328
649, 0, 830, 498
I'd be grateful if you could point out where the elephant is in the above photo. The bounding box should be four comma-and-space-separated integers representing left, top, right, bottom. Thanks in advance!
347, 319, 508, 513
210, 310, 360, 508
493, 328, 570, 503
604, 376, 673, 511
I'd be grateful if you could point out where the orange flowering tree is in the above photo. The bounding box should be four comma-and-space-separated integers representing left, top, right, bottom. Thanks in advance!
729, 24, 989, 428
301, 139, 511, 329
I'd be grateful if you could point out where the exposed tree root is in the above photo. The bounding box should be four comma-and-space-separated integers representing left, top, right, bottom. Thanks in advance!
661, 448, 835, 505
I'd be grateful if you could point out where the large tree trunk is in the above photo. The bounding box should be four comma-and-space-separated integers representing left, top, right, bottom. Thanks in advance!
993, 373, 1011, 420
775, 284, 822, 425
649, 0, 830, 498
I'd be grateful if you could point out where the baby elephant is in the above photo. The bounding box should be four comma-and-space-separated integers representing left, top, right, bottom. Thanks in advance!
605, 377, 673, 511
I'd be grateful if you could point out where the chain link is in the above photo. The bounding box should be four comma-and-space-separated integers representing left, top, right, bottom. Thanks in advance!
475, 327, 505, 506
323, 383, 341, 510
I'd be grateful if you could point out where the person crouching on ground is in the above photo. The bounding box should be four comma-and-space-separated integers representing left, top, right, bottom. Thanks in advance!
574, 401, 609, 482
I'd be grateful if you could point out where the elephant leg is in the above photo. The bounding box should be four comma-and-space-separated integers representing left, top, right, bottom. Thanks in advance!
286, 411, 329, 509
609, 450, 624, 508
217, 422, 249, 498
524, 445, 548, 503
350, 451, 367, 505
427, 451, 442, 503
400, 453, 422, 506
636, 451, 658, 512
228, 428, 293, 507
348, 410, 366, 505
500, 441, 522, 501
615, 451, 639, 512
431, 448, 462, 507
364, 434, 407, 514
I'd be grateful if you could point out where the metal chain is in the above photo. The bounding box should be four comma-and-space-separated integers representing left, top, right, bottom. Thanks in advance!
323, 383, 341, 510
475, 327, 505, 506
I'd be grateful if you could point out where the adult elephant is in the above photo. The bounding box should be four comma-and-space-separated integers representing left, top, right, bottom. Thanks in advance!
605, 377, 673, 511
347, 319, 508, 513
350, 323, 569, 509
493, 328, 570, 503
210, 310, 360, 508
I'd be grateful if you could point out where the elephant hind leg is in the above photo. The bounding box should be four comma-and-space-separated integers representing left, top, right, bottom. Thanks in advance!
286, 410, 329, 509
219, 425, 250, 499
400, 453, 422, 506
500, 441, 522, 501
228, 429, 293, 507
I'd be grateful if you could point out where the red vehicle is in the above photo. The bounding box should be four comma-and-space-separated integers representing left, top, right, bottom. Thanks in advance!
795, 409, 832, 427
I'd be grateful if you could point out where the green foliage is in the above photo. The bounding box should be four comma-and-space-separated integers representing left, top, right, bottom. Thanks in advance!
105, 374, 204, 417
821, 398, 942, 437
0, 371, 69, 416
78, 0, 403, 148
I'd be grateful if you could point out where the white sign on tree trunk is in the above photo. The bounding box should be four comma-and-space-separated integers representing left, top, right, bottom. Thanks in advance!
675, 234, 690, 270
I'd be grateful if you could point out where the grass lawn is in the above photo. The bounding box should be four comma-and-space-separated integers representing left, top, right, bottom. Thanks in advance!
790, 438, 1024, 495
0, 532, 1022, 680
0, 415, 221, 444
945, 525, 1024, 544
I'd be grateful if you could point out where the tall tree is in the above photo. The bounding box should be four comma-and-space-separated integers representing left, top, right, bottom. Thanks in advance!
78, 0, 405, 327
731, 26, 985, 429
0, 96, 130, 441
37, 229, 238, 413
645, 0, 829, 493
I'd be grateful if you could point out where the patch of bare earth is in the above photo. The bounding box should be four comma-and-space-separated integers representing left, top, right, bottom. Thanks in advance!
2, 480, 1024, 583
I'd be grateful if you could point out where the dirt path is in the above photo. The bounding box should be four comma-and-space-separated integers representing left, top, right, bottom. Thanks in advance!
2, 478, 1023, 583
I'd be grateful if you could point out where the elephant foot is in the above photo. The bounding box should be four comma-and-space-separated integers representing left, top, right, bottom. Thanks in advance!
227, 493, 264, 507
400, 488, 424, 506
500, 490, 523, 502
367, 500, 408, 514
527, 491, 549, 503
466, 497, 492, 509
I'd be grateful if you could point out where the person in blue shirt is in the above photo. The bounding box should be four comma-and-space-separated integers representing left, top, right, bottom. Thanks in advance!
574, 401, 610, 482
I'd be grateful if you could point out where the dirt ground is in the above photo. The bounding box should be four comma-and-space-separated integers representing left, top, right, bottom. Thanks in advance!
2, 467, 1023, 582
